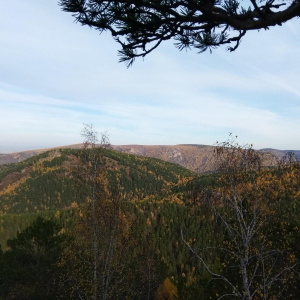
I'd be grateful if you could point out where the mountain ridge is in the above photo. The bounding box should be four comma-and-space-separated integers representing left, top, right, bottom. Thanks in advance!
1, 144, 299, 173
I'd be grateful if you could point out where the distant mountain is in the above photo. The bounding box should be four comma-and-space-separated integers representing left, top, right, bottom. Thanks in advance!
112, 144, 217, 173
261, 148, 300, 161
0, 144, 83, 165
1, 144, 298, 173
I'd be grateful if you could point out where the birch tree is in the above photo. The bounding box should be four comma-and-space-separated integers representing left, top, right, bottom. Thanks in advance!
59, 125, 131, 299
59, 124, 161, 299
182, 136, 299, 299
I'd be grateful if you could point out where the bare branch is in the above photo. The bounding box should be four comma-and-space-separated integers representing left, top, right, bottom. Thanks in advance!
180, 228, 242, 298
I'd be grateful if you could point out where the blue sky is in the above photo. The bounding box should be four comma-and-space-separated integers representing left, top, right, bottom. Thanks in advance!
1, 1, 300, 153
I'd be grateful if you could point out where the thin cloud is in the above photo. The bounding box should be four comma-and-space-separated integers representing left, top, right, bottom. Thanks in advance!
0, 2, 299, 152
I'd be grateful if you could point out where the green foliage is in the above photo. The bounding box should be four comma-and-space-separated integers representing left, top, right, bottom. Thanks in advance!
0, 210, 77, 251
0, 216, 66, 299
1, 146, 300, 298
0, 171, 88, 214
0, 151, 50, 182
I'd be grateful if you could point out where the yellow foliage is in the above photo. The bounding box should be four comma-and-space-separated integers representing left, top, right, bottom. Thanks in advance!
155, 278, 178, 300
146, 217, 152, 226
55, 211, 60, 219
0, 176, 28, 196
59, 227, 66, 234
32, 160, 60, 174
70, 201, 78, 208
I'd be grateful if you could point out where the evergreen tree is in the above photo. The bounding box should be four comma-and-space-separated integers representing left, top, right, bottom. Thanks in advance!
0, 217, 66, 299
59, 0, 300, 65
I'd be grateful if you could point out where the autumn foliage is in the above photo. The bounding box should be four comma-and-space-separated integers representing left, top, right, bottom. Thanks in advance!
185, 137, 300, 299
0, 136, 300, 299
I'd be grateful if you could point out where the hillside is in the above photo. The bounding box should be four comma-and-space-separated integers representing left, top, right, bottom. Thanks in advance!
0, 147, 196, 248
0, 144, 83, 165
112, 144, 284, 173
1, 145, 300, 299
0, 147, 214, 298
1, 143, 293, 173
261, 148, 300, 161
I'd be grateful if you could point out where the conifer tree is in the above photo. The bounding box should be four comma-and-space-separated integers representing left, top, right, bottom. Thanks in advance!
59, 0, 300, 66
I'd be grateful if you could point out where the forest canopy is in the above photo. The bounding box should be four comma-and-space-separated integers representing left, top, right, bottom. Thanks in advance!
1, 141, 300, 298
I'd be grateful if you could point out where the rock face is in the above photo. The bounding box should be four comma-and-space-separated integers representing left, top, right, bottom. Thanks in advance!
1, 144, 297, 173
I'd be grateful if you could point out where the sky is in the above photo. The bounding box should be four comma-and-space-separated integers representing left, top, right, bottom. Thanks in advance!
1, 1, 300, 153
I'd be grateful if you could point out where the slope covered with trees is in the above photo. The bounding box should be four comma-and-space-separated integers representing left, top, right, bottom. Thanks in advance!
0, 147, 195, 248
1, 143, 300, 299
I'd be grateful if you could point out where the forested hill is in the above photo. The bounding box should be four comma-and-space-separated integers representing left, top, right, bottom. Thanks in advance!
0, 147, 196, 247
1, 146, 300, 299
0, 143, 291, 173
